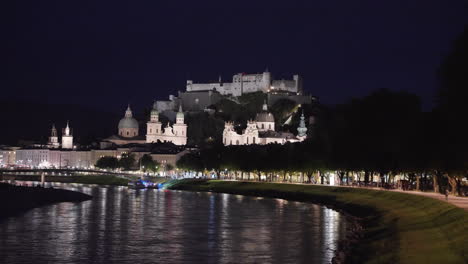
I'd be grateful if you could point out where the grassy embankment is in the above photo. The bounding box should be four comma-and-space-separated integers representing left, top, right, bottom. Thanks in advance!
0, 183, 92, 219
168, 179, 468, 264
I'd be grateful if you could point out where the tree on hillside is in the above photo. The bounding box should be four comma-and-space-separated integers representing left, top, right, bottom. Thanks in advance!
95, 156, 119, 170
270, 98, 297, 126
186, 112, 224, 146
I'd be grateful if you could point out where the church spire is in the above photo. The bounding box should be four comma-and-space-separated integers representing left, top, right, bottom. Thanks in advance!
64, 121, 70, 136
125, 105, 133, 118
262, 100, 268, 111
176, 104, 184, 124
51, 124, 57, 137
150, 100, 159, 122
62, 121, 73, 149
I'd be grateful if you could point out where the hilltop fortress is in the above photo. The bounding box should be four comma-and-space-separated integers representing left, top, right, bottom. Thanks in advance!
186, 71, 302, 97
156, 70, 313, 112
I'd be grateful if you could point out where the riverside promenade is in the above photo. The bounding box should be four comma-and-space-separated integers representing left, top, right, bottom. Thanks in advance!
236, 180, 468, 211
388, 189, 468, 211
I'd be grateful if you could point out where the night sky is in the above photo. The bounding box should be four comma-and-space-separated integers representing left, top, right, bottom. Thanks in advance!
3, 0, 467, 113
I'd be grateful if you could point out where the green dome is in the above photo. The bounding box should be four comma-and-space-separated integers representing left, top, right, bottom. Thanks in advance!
176, 111, 184, 119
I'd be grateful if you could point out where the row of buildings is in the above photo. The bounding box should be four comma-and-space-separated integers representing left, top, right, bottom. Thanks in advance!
1, 70, 314, 170
0, 144, 188, 170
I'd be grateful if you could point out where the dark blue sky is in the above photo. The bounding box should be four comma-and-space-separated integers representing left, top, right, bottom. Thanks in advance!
3, 0, 467, 113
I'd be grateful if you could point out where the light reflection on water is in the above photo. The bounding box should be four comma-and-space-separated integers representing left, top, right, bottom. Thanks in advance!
0, 183, 346, 264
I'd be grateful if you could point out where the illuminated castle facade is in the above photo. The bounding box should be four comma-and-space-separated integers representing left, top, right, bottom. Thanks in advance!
187, 70, 302, 97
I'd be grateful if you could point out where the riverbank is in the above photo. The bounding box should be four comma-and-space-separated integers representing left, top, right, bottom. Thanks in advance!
1, 174, 130, 186
168, 180, 468, 264
0, 183, 92, 219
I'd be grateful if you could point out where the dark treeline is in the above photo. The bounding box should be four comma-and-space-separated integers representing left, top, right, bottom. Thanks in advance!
177, 27, 468, 196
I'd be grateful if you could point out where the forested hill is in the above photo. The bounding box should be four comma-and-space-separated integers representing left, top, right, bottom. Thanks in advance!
0, 100, 122, 146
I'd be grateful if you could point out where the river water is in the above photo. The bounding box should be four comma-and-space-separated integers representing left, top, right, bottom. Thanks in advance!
0, 184, 347, 264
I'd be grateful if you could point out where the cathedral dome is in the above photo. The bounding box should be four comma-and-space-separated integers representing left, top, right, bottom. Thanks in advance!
255, 112, 275, 122
118, 117, 139, 129
118, 105, 139, 129
255, 101, 274, 122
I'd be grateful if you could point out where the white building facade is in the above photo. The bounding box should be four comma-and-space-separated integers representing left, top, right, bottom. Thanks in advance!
223, 102, 306, 146
0, 148, 18, 166
146, 104, 187, 146
15, 149, 92, 168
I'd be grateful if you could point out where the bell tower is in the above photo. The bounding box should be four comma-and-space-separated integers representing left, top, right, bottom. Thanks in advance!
48, 124, 60, 148
62, 121, 73, 149
146, 101, 163, 143
172, 105, 187, 145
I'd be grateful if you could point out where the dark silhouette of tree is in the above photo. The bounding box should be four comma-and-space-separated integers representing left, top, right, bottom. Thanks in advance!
95, 156, 119, 170
139, 154, 159, 172
176, 152, 204, 173
119, 153, 135, 170
435, 26, 468, 195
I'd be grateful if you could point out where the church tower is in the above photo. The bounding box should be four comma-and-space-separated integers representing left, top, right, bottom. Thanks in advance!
297, 112, 308, 141
48, 124, 60, 148
62, 121, 73, 149
172, 105, 187, 145
146, 101, 163, 143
